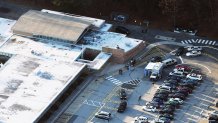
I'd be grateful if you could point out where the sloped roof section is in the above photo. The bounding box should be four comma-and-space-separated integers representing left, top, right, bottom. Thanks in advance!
12, 10, 93, 43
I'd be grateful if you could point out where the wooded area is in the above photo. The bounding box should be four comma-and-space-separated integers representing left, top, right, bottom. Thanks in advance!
9, 0, 218, 38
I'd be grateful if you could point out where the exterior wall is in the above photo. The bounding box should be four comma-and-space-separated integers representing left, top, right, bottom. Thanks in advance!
13, 30, 33, 37
102, 41, 144, 63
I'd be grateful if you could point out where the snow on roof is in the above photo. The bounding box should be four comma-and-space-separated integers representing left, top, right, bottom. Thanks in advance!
82, 30, 142, 52
88, 52, 112, 70
99, 23, 112, 31
0, 18, 16, 45
145, 62, 157, 70
41, 9, 105, 28
145, 62, 163, 70
0, 35, 83, 62
0, 55, 86, 123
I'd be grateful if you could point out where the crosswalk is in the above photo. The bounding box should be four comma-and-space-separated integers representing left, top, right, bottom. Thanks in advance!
181, 39, 217, 46
105, 76, 123, 86
105, 76, 141, 87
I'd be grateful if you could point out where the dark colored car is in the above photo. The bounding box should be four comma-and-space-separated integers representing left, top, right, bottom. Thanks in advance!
159, 117, 172, 123
117, 101, 127, 113
169, 93, 186, 100
150, 56, 162, 62
119, 89, 127, 100
160, 105, 176, 111
159, 113, 174, 120
152, 98, 164, 104
153, 94, 168, 101
175, 64, 192, 71
177, 86, 193, 93
156, 89, 171, 94
175, 90, 189, 96
182, 79, 198, 86
175, 47, 185, 56
115, 26, 130, 35
164, 80, 179, 86
159, 107, 174, 115
178, 83, 195, 89
166, 76, 182, 82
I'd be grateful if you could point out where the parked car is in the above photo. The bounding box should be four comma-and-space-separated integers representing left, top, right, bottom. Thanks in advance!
159, 117, 172, 123
168, 98, 184, 104
159, 85, 172, 91
159, 114, 174, 120
134, 116, 149, 123
186, 50, 201, 57
186, 73, 202, 81
169, 71, 185, 77
162, 58, 177, 67
119, 88, 127, 100
173, 68, 189, 75
178, 83, 195, 89
156, 89, 171, 94
117, 101, 127, 113
114, 15, 126, 22
175, 47, 185, 56
164, 79, 179, 85
177, 86, 193, 93
175, 64, 192, 71
159, 107, 174, 115
161, 83, 177, 90
142, 105, 158, 112
169, 93, 186, 100
95, 111, 111, 120
186, 46, 202, 51
152, 97, 164, 104
154, 94, 168, 101
160, 105, 176, 111
182, 78, 199, 86
150, 56, 162, 62
115, 26, 130, 35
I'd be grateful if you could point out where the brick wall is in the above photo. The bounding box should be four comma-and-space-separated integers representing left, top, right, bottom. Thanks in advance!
102, 42, 144, 63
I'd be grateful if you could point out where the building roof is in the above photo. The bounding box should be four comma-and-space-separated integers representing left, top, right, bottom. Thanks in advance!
12, 10, 93, 43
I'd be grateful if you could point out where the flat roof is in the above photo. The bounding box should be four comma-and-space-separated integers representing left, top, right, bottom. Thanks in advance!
0, 35, 83, 62
0, 18, 16, 45
82, 30, 142, 52
0, 55, 86, 122
12, 10, 92, 43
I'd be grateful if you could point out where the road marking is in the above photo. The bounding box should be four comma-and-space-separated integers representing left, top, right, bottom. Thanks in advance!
190, 63, 211, 74
105, 76, 123, 85
188, 40, 192, 43
212, 41, 216, 45
185, 40, 188, 44
202, 40, 205, 44
83, 100, 105, 107
205, 40, 208, 44
209, 41, 213, 45
192, 39, 197, 43
181, 41, 185, 44
197, 39, 202, 43
179, 56, 184, 63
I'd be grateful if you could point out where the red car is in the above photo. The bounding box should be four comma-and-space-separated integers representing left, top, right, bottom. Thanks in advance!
177, 86, 193, 93
175, 64, 192, 71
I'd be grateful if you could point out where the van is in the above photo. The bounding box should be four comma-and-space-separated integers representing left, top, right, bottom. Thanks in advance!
162, 58, 177, 67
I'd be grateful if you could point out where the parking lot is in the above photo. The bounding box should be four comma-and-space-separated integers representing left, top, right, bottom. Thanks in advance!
54, 45, 218, 123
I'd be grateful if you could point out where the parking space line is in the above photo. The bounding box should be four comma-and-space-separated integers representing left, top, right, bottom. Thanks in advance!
197, 39, 202, 43
212, 41, 216, 45
193, 39, 197, 43
202, 40, 205, 44
209, 41, 213, 45
188, 40, 192, 43
185, 40, 188, 44
205, 40, 209, 44
181, 41, 185, 44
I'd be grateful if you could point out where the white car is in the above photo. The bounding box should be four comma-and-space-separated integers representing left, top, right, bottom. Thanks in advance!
159, 85, 171, 91
142, 105, 158, 112
173, 68, 189, 74
186, 50, 201, 57
169, 71, 185, 77
186, 46, 202, 51
134, 116, 149, 123
186, 73, 202, 81
168, 98, 184, 104
162, 58, 177, 67
95, 111, 111, 120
